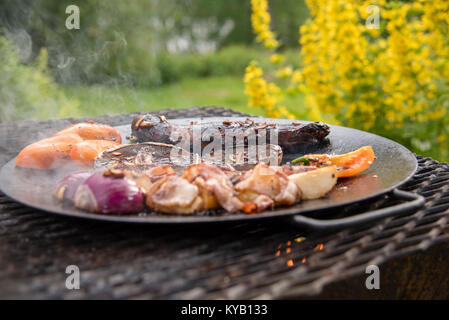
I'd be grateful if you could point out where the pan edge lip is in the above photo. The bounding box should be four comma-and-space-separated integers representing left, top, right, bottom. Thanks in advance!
0, 118, 418, 224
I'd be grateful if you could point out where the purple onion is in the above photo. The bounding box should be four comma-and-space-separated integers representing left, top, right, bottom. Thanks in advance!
73, 172, 144, 214
53, 171, 92, 203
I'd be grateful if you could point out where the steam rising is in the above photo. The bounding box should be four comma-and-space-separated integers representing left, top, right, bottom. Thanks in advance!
5, 29, 32, 62
0, 0, 236, 124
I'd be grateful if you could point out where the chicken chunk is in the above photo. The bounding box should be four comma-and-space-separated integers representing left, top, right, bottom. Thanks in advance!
181, 163, 243, 212
146, 176, 203, 214
234, 163, 300, 213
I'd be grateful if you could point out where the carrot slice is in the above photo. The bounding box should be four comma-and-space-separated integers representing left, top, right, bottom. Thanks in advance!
15, 134, 83, 169
70, 140, 120, 165
293, 146, 376, 178
53, 122, 121, 143
329, 146, 375, 178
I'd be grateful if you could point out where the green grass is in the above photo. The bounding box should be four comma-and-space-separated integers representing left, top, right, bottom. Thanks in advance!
62, 76, 307, 119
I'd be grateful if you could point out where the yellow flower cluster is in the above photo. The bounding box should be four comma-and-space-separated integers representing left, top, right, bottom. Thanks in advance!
244, 62, 294, 119
276, 66, 293, 79
245, 0, 449, 159
298, 0, 449, 158
269, 53, 284, 64
250, 0, 279, 49
245, 0, 295, 119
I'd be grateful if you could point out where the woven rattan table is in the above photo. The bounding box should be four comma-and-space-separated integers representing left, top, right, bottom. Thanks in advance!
1, 106, 449, 299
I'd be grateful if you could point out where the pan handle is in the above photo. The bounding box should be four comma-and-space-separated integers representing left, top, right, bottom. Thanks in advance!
289, 189, 424, 230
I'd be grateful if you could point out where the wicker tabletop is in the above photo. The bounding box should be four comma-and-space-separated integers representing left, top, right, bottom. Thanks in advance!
1, 106, 449, 299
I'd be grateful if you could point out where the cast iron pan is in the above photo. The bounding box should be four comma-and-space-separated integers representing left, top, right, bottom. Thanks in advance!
0, 117, 424, 230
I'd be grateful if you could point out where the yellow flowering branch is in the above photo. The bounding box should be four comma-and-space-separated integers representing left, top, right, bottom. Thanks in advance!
245, 0, 295, 119
245, 0, 449, 160
298, 0, 449, 158
250, 0, 279, 49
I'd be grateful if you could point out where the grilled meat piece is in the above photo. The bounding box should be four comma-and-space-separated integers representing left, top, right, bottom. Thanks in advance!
146, 175, 204, 214
235, 163, 300, 212
131, 114, 330, 153
131, 115, 172, 144
95, 142, 283, 172
181, 163, 243, 212
95, 142, 196, 174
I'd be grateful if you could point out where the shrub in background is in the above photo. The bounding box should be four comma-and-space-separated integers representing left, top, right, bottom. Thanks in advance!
0, 36, 79, 122
0, 0, 308, 88
155, 45, 279, 85
299, 0, 449, 161
245, 0, 449, 161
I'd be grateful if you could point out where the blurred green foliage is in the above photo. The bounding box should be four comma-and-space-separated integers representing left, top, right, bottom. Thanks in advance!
156, 45, 300, 84
0, 35, 79, 122
0, 0, 308, 87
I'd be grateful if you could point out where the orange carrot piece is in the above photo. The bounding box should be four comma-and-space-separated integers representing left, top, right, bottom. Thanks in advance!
53, 122, 121, 143
70, 140, 120, 165
15, 134, 83, 169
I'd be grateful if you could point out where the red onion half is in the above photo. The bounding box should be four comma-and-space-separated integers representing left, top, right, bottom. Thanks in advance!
53, 171, 92, 203
73, 172, 144, 214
